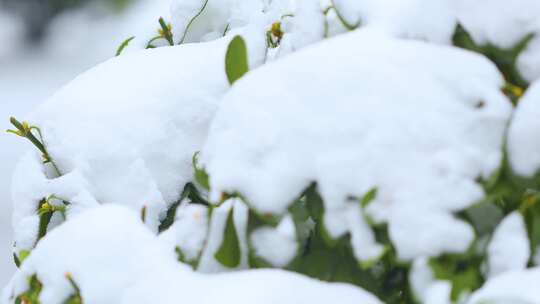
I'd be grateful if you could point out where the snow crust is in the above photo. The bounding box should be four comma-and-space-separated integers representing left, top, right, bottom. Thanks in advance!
203, 29, 512, 261
508, 80, 540, 176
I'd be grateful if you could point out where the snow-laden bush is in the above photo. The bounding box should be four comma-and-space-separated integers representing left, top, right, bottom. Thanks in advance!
3, 0, 540, 303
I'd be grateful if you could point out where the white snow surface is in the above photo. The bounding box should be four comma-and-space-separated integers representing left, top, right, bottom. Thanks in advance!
159, 202, 209, 262
9, 33, 265, 254
2, 204, 382, 304
468, 268, 540, 304
454, 0, 540, 50
409, 257, 451, 304
2, 205, 183, 304
332, 0, 457, 44
486, 212, 530, 278
121, 268, 382, 304
454, 0, 540, 82
202, 29, 512, 261
508, 80, 540, 176
250, 215, 298, 267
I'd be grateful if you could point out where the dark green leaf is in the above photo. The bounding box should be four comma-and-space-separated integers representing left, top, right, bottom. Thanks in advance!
214, 208, 241, 268
192, 152, 210, 191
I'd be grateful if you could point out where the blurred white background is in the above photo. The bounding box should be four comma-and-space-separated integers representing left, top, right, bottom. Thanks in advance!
0, 0, 161, 286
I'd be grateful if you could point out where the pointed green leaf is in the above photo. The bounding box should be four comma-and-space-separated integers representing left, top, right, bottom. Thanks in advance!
214, 208, 241, 267
360, 187, 378, 209
192, 152, 210, 191
225, 36, 249, 85
116, 36, 135, 56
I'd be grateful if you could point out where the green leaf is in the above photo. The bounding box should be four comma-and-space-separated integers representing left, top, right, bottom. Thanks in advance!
429, 254, 483, 301
225, 36, 249, 85
192, 152, 210, 191
115, 36, 135, 56
15, 275, 42, 304
18, 250, 30, 265
13, 253, 21, 268
360, 187, 378, 209
214, 208, 241, 268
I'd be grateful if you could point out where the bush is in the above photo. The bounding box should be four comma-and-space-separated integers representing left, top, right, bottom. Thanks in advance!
3, 0, 540, 303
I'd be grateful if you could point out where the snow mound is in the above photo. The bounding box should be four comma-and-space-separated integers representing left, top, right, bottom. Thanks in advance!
121, 268, 382, 304
9, 32, 266, 255
508, 80, 540, 177
468, 268, 540, 304
2, 205, 181, 304
202, 29, 512, 260
2, 205, 382, 304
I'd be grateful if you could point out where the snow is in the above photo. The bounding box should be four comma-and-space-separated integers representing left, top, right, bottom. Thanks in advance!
9, 33, 266, 254
0, 0, 196, 286
454, 0, 540, 82
518, 37, 540, 83
486, 212, 530, 278
2, 204, 382, 304
332, 0, 457, 44
122, 268, 382, 304
250, 215, 298, 267
197, 198, 250, 273
508, 80, 540, 176
453, 0, 540, 50
2, 205, 183, 304
467, 268, 540, 304
202, 29, 512, 261
409, 257, 451, 304
159, 203, 209, 262
4, 0, 540, 302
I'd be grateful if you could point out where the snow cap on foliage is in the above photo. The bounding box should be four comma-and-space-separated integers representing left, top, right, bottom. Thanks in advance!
9, 32, 266, 253
202, 28, 512, 261
486, 212, 530, 278
454, 0, 540, 82
169, 0, 327, 60
250, 215, 298, 267
2, 205, 182, 304
454, 0, 540, 49
3, 204, 382, 304
409, 257, 451, 304
508, 80, 540, 176
468, 268, 540, 304
121, 268, 382, 304
159, 202, 209, 263
332, 0, 457, 44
